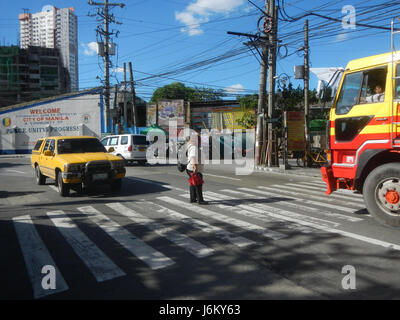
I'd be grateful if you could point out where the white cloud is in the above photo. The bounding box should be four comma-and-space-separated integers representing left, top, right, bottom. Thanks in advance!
334, 32, 348, 43
81, 42, 98, 56
112, 67, 124, 73
176, 0, 245, 36
225, 84, 244, 93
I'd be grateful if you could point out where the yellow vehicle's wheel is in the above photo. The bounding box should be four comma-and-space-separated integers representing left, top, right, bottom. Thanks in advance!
57, 172, 70, 197
35, 165, 46, 185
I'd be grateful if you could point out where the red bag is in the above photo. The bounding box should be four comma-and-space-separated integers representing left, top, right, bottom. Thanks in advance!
188, 173, 204, 186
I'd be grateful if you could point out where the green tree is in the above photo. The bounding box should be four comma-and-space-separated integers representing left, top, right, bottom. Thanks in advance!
150, 82, 224, 103
235, 94, 258, 129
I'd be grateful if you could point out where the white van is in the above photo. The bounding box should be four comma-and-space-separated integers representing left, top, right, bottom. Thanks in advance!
100, 134, 148, 165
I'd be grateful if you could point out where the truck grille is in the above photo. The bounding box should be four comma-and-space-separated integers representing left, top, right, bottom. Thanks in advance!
86, 161, 112, 173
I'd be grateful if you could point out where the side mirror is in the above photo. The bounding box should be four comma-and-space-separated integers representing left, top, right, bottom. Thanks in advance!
44, 150, 54, 157
108, 147, 115, 153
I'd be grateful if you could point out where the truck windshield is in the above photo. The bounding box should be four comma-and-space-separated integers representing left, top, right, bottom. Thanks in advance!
57, 138, 106, 154
336, 71, 363, 115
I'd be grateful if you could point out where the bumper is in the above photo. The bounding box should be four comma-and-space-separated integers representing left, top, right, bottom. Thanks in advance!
321, 165, 336, 195
62, 168, 126, 184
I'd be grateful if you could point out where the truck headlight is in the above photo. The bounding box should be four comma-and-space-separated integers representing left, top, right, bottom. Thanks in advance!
111, 160, 125, 170
64, 163, 84, 172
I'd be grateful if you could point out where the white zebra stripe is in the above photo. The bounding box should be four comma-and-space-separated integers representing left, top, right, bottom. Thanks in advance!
134, 200, 255, 248
157, 196, 287, 240
271, 184, 364, 209
300, 181, 364, 197
259, 186, 361, 214
198, 192, 317, 234
206, 192, 400, 251
284, 183, 365, 204
13, 215, 69, 299
226, 188, 363, 223
106, 203, 214, 258
47, 211, 126, 282
214, 190, 340, 228
77, 206, 174, 270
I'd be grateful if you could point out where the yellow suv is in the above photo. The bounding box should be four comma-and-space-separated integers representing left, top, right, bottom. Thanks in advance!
31, 136, 126, 196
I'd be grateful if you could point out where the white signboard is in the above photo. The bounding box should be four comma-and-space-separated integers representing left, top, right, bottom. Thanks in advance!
0, 91, 104, 153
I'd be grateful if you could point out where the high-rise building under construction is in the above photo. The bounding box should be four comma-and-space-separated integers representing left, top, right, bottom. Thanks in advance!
19, 5, 78, 92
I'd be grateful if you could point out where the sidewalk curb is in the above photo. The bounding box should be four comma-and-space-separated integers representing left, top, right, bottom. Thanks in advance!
254, 165, 321, 178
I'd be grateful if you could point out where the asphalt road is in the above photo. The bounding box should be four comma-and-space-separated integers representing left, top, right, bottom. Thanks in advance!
1, 156, 400, 300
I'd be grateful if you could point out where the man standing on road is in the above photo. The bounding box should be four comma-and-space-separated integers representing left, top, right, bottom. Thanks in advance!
186, 132, 207, 205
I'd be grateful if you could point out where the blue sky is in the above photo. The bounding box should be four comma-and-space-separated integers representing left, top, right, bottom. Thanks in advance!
0, 0, 398, 102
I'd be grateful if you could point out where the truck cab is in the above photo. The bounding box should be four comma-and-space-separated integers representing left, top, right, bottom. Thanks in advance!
322, 51, 400, 227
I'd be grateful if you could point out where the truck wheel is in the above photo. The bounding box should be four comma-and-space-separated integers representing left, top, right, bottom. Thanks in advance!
35, 165, 46, 185
110, 179, 122, 192
363, 163, 400, 228
57, 172, 70, 197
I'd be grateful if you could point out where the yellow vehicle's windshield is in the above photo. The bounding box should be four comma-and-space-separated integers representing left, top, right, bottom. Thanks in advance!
57, 139, 106, 154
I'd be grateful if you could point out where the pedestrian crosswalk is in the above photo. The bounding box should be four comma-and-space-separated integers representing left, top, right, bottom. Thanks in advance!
9, 178, 400, 299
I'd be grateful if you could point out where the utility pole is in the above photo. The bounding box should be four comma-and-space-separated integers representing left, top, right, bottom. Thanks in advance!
254, 0, 269, 166
129, 62, 138, 129
123, 62, 128, 131
255, 43, 268, 166
266, 0, 277, 167
304, 19, 310, 167
88, 0, 125, 134
227, 0, 275, 166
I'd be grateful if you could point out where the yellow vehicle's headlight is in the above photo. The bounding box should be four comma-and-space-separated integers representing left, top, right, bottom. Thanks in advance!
64, 163, 84, 172
111, 160, 125, 169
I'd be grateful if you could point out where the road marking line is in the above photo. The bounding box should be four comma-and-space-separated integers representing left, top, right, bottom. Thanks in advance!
226, 193, 400, 251
136, 200, 255, 248
285, 183, 364, 203
257, 186, 362, 214
204, 174, 241, 181
6, 169, 26, 174
173, 190, 400, 251
197, 192, 317, 234
216, 190, 340, 228
12, 215, 69, 299
301, 181, 364, 197
128, 177, 183, 191
49, 186, 58, 192
235, 188, 363, 222
47, 211, 126, 282
106, 203, 214, 258
157, 196, 287, 240
77, 206, 174, 270
269, 185, 365, 209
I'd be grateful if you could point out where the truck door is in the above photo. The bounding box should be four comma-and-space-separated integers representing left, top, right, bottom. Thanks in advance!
393, 63, 400, 145
331, 66, 391, 174
42, 139, 56, 179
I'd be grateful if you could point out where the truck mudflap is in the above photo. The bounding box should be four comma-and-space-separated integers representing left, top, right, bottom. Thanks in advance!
321, 165, 336, 195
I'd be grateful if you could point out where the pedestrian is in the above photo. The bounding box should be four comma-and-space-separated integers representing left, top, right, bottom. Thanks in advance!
186, 132, 207, 205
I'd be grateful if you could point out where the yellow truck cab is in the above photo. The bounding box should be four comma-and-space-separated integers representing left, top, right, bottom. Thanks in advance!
322, 50, 400, 227
31, 136, 126, 196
